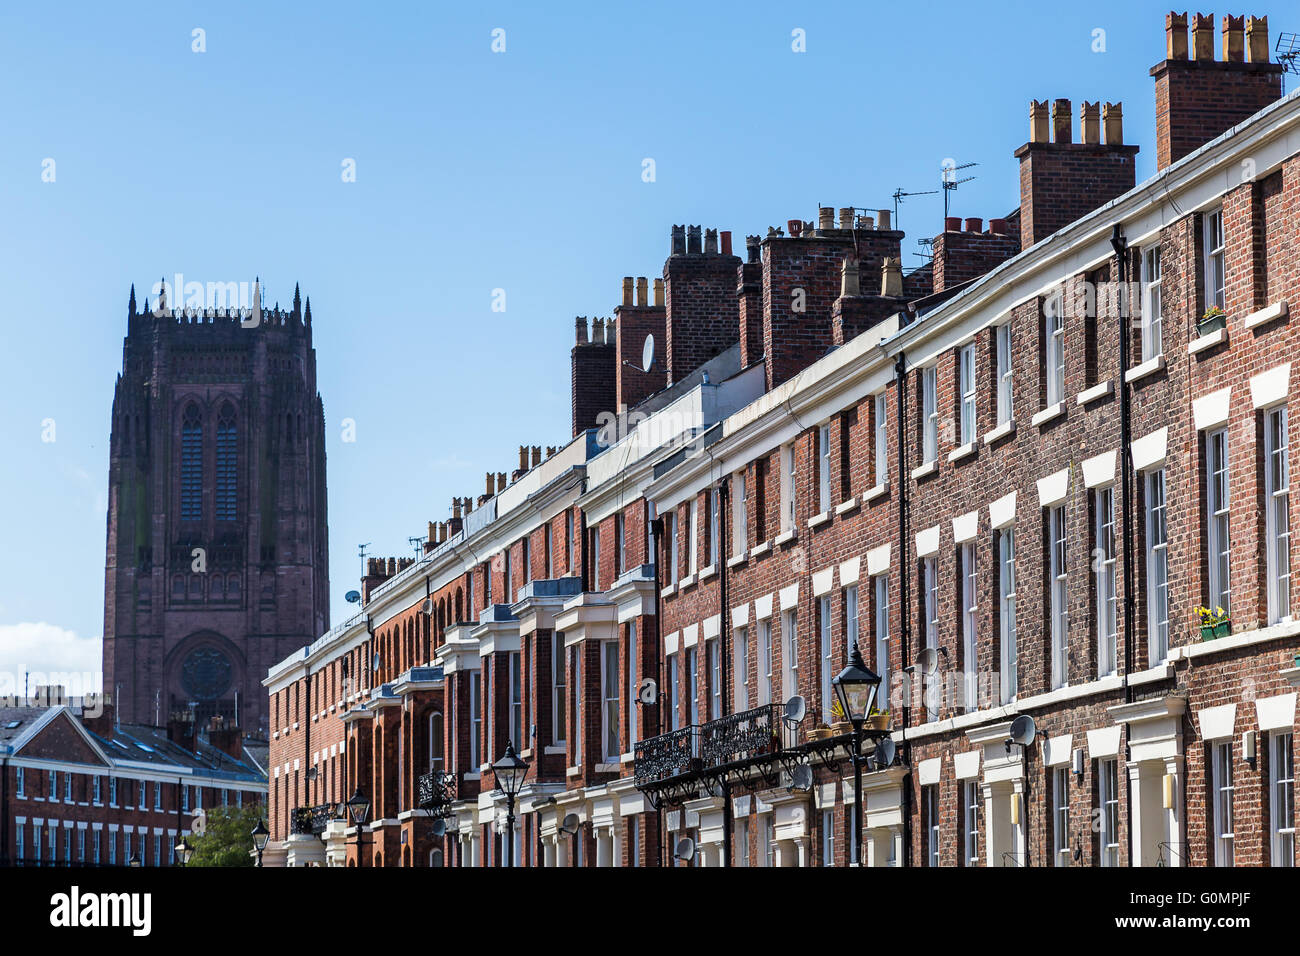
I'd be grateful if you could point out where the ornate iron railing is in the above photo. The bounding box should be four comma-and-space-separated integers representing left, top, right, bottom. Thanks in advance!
417, 769, 457, 811
699, 703, 788, 767
633, 724, 702, 787
289, 803, 338, 836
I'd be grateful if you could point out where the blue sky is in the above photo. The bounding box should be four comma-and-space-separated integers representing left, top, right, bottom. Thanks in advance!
0, 0, 1228, 685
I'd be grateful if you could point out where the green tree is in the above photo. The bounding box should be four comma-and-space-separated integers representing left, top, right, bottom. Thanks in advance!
188, 804, 265, 867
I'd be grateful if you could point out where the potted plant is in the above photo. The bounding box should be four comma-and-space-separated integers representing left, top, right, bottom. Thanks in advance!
868, 706, 890, 731
807, 722, 833, 742
1197, 306, 1227, 336
829, 699, 851, 736
1195, 605, 1232, 641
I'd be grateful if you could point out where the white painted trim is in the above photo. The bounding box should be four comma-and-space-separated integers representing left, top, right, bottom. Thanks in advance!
683, 624, 699, 648
808, 511, 831, 530
1124, 354, 1166, 384
947, 442, 976, 464
915, 524, 941, 557
731, 604, 749, 628
911, 461, 937, 480
1243, 300, 1288, 330
774, 529, 796, 546
1250, 362, 1291, 409
779, 583, 799, 610
1043, 734, 1073, 767
1036, 466, 1070, 507
1197, 703, 1236, 741
702, 615, 720, 640
919, 758, 942, 786
1188, 327, 1228, 354
1077, 380, 1113, 405
1130, 426, 1168, 473
1086, 726, 1122, 759
812, 567, 835, 597
750, 542, 771, 559
989, 491, 1016, 530
862, 482, 889, 504
866, 543, 891, 576
952, 510, 979, 544
1193, 386, 1232, 431
953, 750, 980, 780
664, 631, 679, 655
835, 497, 859, 515
839, 556, 861, 586
983, 419, 1015, 445
1256, 693, 1298, 732
1081, 449, 1116, 489
754, 593, 774, 620
1031, 402, 1064, 428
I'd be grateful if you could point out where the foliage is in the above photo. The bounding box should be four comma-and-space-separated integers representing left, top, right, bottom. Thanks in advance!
1195, 605, 1230, 627
188, 804, 264, 867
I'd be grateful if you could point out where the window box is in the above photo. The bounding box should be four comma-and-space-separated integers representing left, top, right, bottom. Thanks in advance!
1197, 309, 1227, 336
806, 726, 833, 742
1199, 622, 1232, 641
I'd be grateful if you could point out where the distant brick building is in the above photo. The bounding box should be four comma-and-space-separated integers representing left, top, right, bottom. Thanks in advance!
0, 697, 266, 867
265, 12, 1300, 867
102, 282, 330, 734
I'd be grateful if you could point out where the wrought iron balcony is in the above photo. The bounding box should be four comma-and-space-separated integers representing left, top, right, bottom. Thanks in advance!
289, 803, 339, 836
700, 703, 794, 767
417, 769, 457, 811
633, 724, 702, 788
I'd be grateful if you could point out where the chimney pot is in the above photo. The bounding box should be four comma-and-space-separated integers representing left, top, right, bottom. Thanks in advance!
720, 231, 732, 257
704, 228, 719, 255
787, 219, 803, 238
621, 277, 634, 307
497, 472, 507, 492
1166, 11, 1189, 59
1080, 101, 1100, 144
1191, 12, 1215, 60
635, 277, 648, 306
531, 445, 542, 467
592, 317, 605, 342
818, 207, 835, 232
686, 225, 702, 254
881, 257, 903, 298
670, 224, 686, 256
1102, 102, 1124, 145
840, 257, 861, 297
964, 217, 983, 233
988, 217, 1009, 235
745, 235, 761, 262
876, 209, 891, 230
486, 472, 495, 496
856, 215, 874, 230
1246, 15, 1269, 62
519, 445, 528, 471
1029, 99, 1050, 143
653, 277, 665, 306
944, 216, 961, 233
1052, 99, 1073, 143
575, 315, 587, 344
1222, 14, 1245, 61
839, 207, 855, 229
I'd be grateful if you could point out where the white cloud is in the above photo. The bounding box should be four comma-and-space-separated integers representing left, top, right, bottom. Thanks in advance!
0, 622, 102, 696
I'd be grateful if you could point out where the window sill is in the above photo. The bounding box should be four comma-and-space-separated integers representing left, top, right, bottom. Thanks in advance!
835, 496, 859, 516
983, 419, 1015, 445
1076, 380, 1113, 406
566, 766, 583, 778
543, 745, 566, 755
660, 583, 675, 598
1188, 327, 1228, 355
679, 573, 696, 590
774, 529, 797, 546
1030, 402, 1064, 428
595, 762, 620, 774
1124, 354, 1166, 385
1243, 300, 1288, 331
808, 511, 831, 530
620, 752, 636, 764
462, 772, 481, 781
946, 442, 976, 464
750, 542, 771, 559
862, 481, 889, 503
726, 553, 747, 569
699, 564, 717, 583
911, 461, 937, 480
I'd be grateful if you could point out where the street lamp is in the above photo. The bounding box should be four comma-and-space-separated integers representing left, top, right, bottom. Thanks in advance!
174, 837, 194, 867
347, 787, 371, 867
833, 640, 881, 868
492, 740, 530, 867
251, 820, 269, 868
127, 851, 141, 868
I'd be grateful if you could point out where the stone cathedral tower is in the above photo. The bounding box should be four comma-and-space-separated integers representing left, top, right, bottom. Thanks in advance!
102, 281, 330, 733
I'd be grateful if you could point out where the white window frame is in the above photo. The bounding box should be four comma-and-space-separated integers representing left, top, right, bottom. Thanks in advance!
1100, 758, 1120, 867
1053, 767, 1070, 866
615, 513, 625, 578
874, 393, 889, 484
923, 559, 939, 719
757, 620, 772, 706
469, 671, 482, 767
1204, 207, 1225, 312
508, 651, 523, 748
1272, 732, 1294, 867
926, 785, 940, 867
962, 542, 978, 711
686, 646, 699, 726
707, 637, 721, 721
665, 511, 679, 586
1206, 427, 1232, 614
999, 528, 1018, 705
1146, 469, 1170, 665
782, 610, 799, 702
708, 489, 720, 568
1265, 406, 1291, 624
874, 576, 890, 711
1095, 487, 1118, 678
822, 808, 835, 866
819, 595, 833, 722
996, 323, 1013, 426
552, 635, 566, 746
963, 780, 980, 866
667, 654, 681, 731
688, 499, 699, 576
590, 525, 601, 592
781, 444, 797, 532
1045, 292, 1065, 407
959, 343, 976, 445
1213, 741, 1235, 867
732, 472, 747, 557
817, 424, 832, 515
627, 622, 638, 746
601, 641, 620, 762
1049, 504, 1068, 689
1141, 244, 1163, 361
845, 584, 860, 660
733, 626, 749, 712
922, 366, 938, 463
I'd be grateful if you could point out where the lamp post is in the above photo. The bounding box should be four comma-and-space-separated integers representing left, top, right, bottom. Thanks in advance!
492, 740, 530, 867
346, 787, 371, 868
251, 820, 269, 868
833, 640, 881, 868
174, 837, 193, 867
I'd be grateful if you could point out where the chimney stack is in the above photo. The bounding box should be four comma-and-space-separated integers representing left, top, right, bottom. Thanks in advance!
1151, 12, 1282, 171
663, 222, 740, 385
840, 257, 860, 297
1016, 96, 1138, 247
881, 258, 904, 298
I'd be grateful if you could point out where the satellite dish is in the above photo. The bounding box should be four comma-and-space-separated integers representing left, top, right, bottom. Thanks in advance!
561, 813, 581, 836
674, 837, 697, 862
345, 590, 361, 604
784, 696, 807, 725
190, 808, 207, 837
431, 817, 446, 837
916, 647, 940, 675
637, 677, 658, 706
306, 767, 318, 781
791, 765, 813, 792
421, 599, 433, 616
875, 737, 897, 768
641, 334, 655, 373
1009, 714, 1037, 747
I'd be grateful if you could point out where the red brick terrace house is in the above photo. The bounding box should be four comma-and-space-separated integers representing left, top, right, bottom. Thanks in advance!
265, 12, 1300, 866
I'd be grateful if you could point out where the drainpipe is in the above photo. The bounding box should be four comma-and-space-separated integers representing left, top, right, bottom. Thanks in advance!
1111, 225, 1136, 863
895, 349, 913, 867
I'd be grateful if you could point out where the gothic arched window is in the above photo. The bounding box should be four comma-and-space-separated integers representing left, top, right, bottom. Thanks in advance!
180, 403, 202, 521
216, 403, 237, 522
